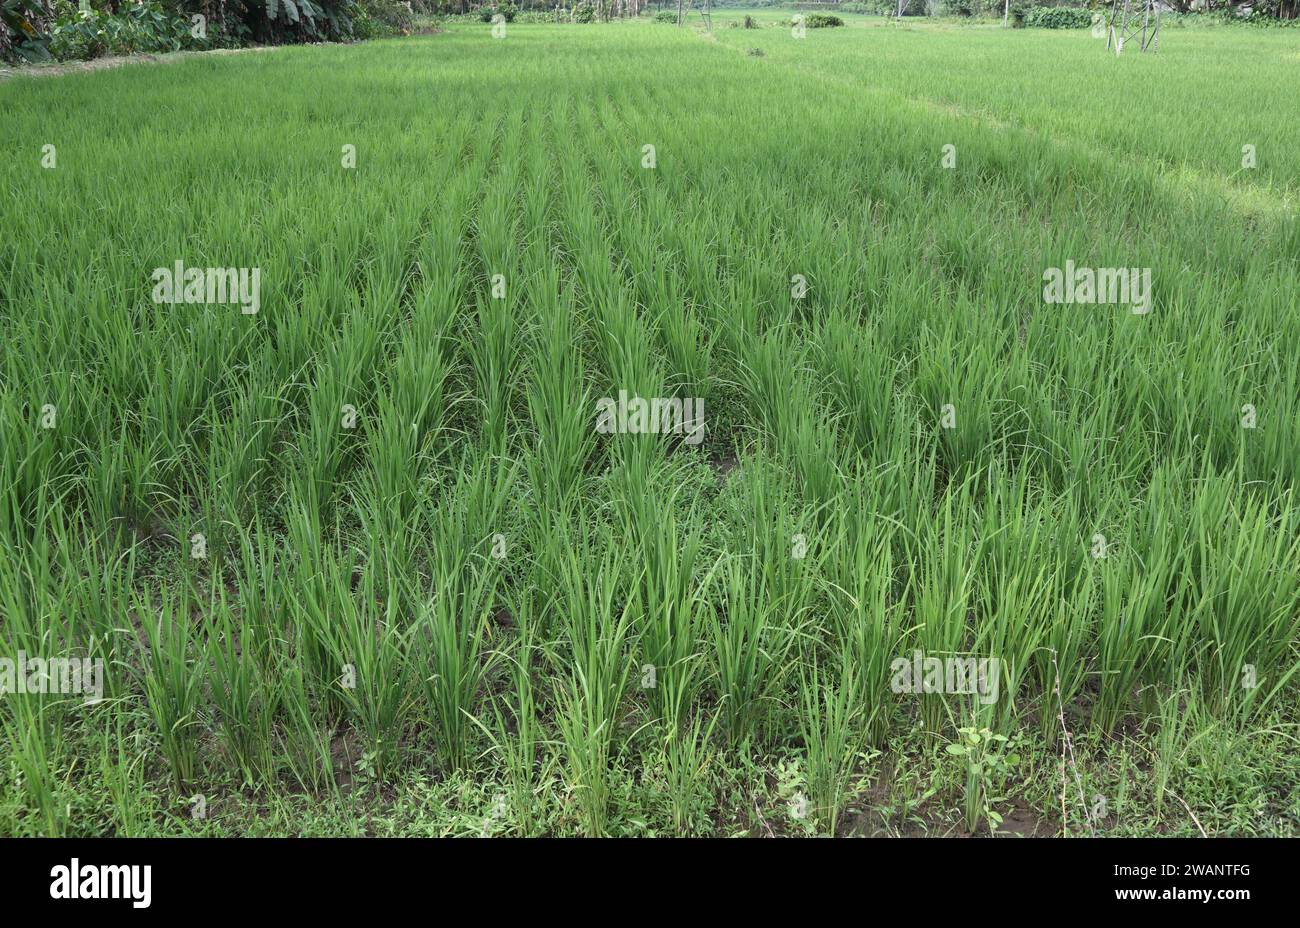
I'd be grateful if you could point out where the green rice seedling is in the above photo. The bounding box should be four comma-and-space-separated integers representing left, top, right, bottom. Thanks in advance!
275, 660, 338, 798
733, 332, 844, 506
552, 526, 637, 837
199, 365, 291, 526
1095, 558, 1171, 737
709, 552, 798, 749
97, 707, 152, 836
524, 285, 595, 514
135, 587, 204, 791
657, 667, 719, 836
1176, 689, 1261, 826
84, 422, 167, 550
815, 310, 898, 459
906, 485, 980, 738
796, 656, 869, 836
288, 307, 388, 524
1182, 481, 1300, 721
281, 497, 345, 720
0, 405, 69, 550
1147, 688, 1195, 824
555, 673, 629, 838
822, 488, 904, 747
613, 474, 713, 721
60, 530, 136, 705
465, 292, 519, 455
408, 455, 519, 773
230, 521, 291, 652
472, 621, 551, 836
1, 697, 68, 836
1094, 469, 1186, 735
415, 561, 500, 776
357, 339, 453, 533
735, 459, 824, 643
1033, 574, 1096, 745
605, 468, 721, 833
301, 553, 413, 781
207, 592, 276, 789
585, 155, 713, 398
970, 471, 1061, 731
0, 523, 52, 657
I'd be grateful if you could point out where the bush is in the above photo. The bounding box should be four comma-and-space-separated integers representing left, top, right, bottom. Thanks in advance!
804, 13, 844, 27
257, 0, 360, 43
1, 0, 56, 61
49, 2, 194, 61
935, 0, 1004, 15
802, 0, 891, 10
573, 2, 593, 22
1175, 9, 1300, 27
354, 0, 413, 36
743, 13, 757, 27
478, 3, 515, 22
7, 0, 374, 60
1022, 6, 1092, 28
653, 8, 674, 21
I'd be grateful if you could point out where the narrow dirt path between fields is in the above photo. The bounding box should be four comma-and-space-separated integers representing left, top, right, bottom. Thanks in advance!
0, 44, 281, 81
1, 26, 443, 81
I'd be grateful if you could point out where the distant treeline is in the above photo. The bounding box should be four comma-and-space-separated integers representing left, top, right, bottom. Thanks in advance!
5, 0, 1296, 65
2, 0, 419, 63
720, 0, 1297, 18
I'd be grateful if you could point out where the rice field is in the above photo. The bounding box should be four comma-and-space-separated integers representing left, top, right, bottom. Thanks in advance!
1, 16, 1298, 837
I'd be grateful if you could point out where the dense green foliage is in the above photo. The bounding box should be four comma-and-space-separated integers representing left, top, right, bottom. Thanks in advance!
1022, 6, 1091, 28
478, 2, 516, 21
2, 0, 393, 62
351, 0, 414, 37
1, 0, 55, 61
49, 2, 194, 60
2, 19, 1298, 838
